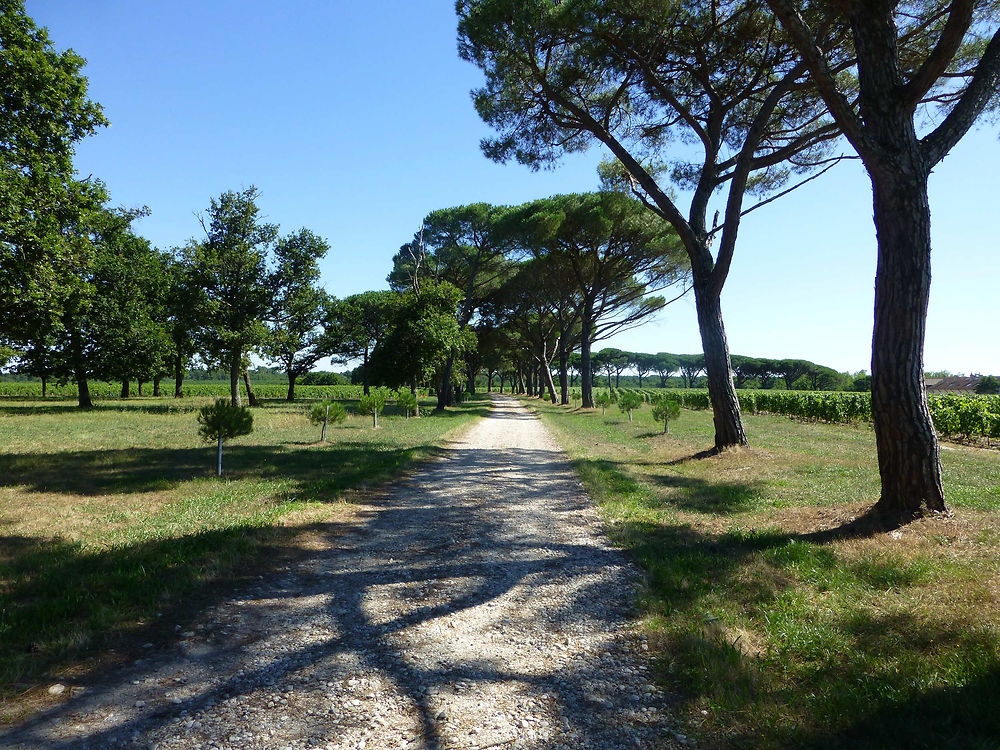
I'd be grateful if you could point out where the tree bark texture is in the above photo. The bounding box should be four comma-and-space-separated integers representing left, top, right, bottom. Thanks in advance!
869, 167, 945, 514
287, 372, 297, 401
243, 369, 259, 407
693, 281, 747, 450
558, 345, 569, 405
174, 354, 185, 398
230, 347, 242, 407
121, 380, 130, 399
76, 368, 92, 409
153, 377, 161, 397
580, 308, 594, 408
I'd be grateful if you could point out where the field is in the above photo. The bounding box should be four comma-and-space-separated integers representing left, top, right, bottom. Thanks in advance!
524, 397, 1000, 749
0, 394, 488, 722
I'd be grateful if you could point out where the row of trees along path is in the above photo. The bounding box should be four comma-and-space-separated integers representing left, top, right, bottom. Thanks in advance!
457, 0, 1000, 518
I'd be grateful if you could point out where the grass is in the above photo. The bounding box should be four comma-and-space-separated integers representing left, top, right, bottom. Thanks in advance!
0, 394, 487, 722
524, 397, 1000, 750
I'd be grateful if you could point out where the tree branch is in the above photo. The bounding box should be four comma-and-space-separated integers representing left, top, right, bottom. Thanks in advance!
921, 24, 1000, 166
766, 0, 873, 156
901, 0, 974, 110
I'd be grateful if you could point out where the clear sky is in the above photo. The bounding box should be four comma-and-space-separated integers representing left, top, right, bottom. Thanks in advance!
26, 1, 1000, 375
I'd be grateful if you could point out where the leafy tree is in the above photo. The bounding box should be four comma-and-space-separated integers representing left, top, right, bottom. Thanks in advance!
976, 376, 1000, 395
504, 193, 687, 407
394, 388, 419, 418
369, 281, 475, 402
594, 390, 612, 415
326, 290, 397, 396
458, 0, 843, 450
264, 228, 332, 401
676, 354, 707, 389
189, 186, 278, 407
653, 353, 680, 388
309, 399, 346, 442
618, 389, 643, 421
162, 249, 203, 397
630, 352, 658, 388
389, 204, 515, 407
0, 1, 107, 352
652, 393, 682, 433
359, 386, 391, 429
767, 1, 1000, 515
86, 207, 171, 398
197, 399, 253, 476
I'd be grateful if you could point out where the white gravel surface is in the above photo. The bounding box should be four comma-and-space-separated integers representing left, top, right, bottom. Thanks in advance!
1, 396, 684, 750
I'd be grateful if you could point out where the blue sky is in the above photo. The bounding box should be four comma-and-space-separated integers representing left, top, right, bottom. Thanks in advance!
27, 1, 1000, 375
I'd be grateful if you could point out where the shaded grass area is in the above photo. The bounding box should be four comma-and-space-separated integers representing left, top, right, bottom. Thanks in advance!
0, 395, 486, 721
527, 398, 1000, 749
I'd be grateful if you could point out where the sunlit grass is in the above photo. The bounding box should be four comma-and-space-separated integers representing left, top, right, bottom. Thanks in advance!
0, 394, 487, 720
526, 397, 1000, 749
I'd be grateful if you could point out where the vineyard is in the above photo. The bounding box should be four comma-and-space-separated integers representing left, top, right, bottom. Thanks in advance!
570, 387, 1000, 445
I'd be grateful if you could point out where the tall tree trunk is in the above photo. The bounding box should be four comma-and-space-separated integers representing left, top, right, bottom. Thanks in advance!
411, 377, 420, 418
138, 381, 144, 396
694, 281, 747, 450
230, 346, 242, 407
543, 361, 558, 404
437, 351, 456, 409
286, 371, 296, 401
153, 376, 161, 397
487, 372, 494, 392
121, 380, 130, 399
243, 368, 259, 407
580, 306, 594, 408
362, 345, 370, 396
75, 362, 92, 409
217, 436, 223, 477
174, 353, 185, 398
557, 340, 569, 405
869, 167, 945, 514
41, 376, 47, 398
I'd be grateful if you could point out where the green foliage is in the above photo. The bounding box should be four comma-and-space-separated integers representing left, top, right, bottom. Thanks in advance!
308, 399, 346, 442
358, 386, 392, 428
594, 391, 612, 414
617, 389, 643, 421
263, 228, 332, 396
652, 393, 682, 433
0, 1, 108, 347
395, 388, 419, 418
976, 375, 1000, 395
187, 186, 278, 405
197, 399, 253, 443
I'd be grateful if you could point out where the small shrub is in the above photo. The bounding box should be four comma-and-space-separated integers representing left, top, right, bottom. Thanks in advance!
395, 389, 419, 418
309, 400, 346, 442
197, 399, 253, 476
618, 390, 643, 422
359, 387, 391, 428
652, 394, 682, 433
594, 391, 612, 415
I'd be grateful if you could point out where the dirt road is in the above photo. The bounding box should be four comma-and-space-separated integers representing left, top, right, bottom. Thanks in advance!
1, 396, 682, 749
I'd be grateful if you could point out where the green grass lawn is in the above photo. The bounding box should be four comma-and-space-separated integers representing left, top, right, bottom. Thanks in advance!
0, 394, 488, 721
525, 397, 1000, 750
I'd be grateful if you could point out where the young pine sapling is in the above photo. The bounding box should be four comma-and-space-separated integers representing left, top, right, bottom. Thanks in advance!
617, 390, 643, 422
394, 389, 418, 419
197, 399, 253, 476
594, 391, 612, 416
359, 387, 390, 428
309, 399, 346, 442
652, 395, 682, 435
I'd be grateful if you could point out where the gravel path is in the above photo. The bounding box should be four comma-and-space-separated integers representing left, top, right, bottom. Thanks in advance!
2, 396, 684, 750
